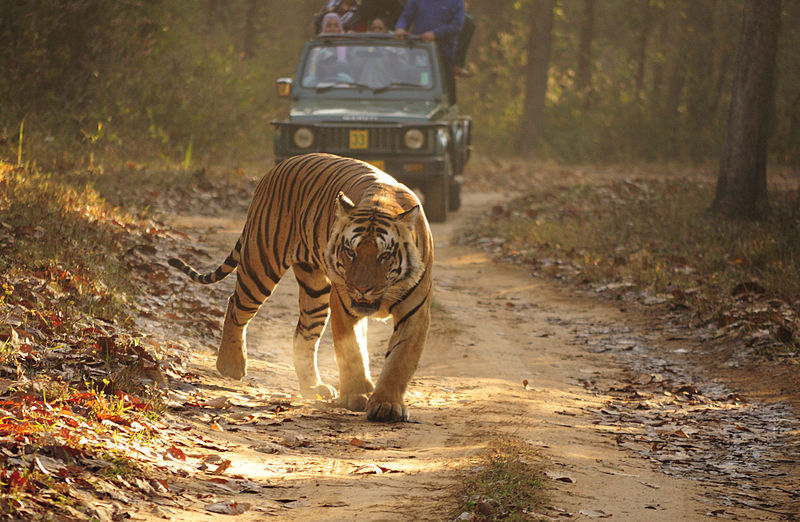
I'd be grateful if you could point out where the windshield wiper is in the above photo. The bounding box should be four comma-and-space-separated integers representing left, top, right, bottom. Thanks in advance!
315, 81, 372, 93
372, 82, 426, 94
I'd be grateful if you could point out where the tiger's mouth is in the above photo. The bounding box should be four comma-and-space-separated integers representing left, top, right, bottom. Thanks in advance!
351, 298, 381, 315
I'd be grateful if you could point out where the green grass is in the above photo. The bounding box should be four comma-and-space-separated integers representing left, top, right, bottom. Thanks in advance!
454, 437, 546, 520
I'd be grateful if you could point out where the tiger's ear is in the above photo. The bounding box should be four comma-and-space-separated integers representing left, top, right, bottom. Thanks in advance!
335, 192, 356, 218
398, 205, 420, 225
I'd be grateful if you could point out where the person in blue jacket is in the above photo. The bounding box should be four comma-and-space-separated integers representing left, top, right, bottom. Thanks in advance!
393, 0, 465, 104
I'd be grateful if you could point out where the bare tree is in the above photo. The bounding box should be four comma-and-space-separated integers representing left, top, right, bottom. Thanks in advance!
633, 0, 652, 100
243, 0, 261, 59
576, 0, 595, 95
515, 0, 555, 155
711, 0, 781, 219
649, 6, 669, 116
206, 0, 222, 32
663, 3, 689, 123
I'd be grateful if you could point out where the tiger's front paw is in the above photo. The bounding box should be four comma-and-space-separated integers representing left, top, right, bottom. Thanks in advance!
216, 349, 246, 380
366, 397, 408, 422
300, 383, 338, 401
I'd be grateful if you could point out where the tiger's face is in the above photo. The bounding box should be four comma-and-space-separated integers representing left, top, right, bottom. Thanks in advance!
325, 193, 424, 316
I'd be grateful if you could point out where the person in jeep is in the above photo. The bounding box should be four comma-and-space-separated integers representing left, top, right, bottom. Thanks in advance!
394, 0, 464, 103
301, 39, 431, 91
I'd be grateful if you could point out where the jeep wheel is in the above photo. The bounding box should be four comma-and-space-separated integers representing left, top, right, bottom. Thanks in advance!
449, 180, 461, 211
423, 174, 448, 223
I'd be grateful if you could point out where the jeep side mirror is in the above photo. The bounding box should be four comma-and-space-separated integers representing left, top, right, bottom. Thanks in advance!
276, 78, 292, 98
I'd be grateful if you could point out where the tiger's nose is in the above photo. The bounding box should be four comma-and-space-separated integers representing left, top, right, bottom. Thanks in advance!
351, 283, 371, 296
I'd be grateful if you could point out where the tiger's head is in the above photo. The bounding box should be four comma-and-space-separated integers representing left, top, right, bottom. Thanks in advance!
325, 192, 425, 316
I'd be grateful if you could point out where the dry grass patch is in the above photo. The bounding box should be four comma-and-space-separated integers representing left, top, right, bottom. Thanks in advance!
461, 176, 800, 358
0, 160, 199, 519
453, 436, 546, 521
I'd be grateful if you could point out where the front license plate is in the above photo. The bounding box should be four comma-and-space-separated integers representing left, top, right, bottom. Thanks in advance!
349, 130, 368, 149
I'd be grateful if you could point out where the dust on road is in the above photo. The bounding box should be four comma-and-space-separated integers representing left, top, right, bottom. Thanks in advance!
151, 190, 798, 521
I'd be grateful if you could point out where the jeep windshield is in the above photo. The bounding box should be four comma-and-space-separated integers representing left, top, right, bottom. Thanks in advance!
300, 40, 435, 92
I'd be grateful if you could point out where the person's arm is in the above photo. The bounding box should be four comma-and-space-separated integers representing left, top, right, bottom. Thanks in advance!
394, 0, 416, 32
432, 0, 465, 40
389, 0, 405, 25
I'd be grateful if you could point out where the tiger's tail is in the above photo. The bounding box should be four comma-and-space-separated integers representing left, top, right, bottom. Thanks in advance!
168, 239, 241, 284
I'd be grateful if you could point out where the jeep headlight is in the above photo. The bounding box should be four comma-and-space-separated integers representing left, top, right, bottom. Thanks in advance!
404, 128, 425, 150
293, 127, 314, 149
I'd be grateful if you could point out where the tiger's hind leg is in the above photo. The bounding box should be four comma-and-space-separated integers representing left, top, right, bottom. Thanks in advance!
292, 265, 337, 401
329, 286, 375, 412
217, 266, 283, 379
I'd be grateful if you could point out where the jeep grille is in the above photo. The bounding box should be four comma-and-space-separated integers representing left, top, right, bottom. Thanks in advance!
279, 124, 433, 155
322, 126, 394, 152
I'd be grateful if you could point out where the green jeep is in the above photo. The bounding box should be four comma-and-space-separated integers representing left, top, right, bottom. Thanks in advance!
272, 33, 471, 222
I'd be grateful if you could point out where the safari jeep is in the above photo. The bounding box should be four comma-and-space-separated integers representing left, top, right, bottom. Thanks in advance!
272, 33, 471, 222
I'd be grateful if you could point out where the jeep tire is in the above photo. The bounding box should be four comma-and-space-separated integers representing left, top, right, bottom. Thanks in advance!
449, 180, 461, 211
423, 174, 448, 223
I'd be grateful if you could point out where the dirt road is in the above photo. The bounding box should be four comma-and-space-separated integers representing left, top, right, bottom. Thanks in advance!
152, 191, 798, 521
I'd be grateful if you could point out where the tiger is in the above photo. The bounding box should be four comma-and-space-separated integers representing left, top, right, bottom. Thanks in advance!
168, 153, 433, 422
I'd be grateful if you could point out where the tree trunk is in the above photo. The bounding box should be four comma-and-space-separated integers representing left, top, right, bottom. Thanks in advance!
576, 0, 595, 96
242, 0, 260, 59
515, 0, 554, 155
684, 1, 716, 159
711, 0, 781, 219
206, 0, 222, 32
649, 7, 668, 116
663, 13, 688, 122
633, 1, 652, 100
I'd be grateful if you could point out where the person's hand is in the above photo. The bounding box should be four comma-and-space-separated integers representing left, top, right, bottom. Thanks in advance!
420, 30, 436, 42
394, 27, 408, 39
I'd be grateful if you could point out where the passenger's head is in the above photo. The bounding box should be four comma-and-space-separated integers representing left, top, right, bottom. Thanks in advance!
322, 13, 344, 34
369, 16, 389, 33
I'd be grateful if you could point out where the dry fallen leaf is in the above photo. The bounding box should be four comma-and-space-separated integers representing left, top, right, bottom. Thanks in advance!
352, 464, 399, 475
545, 471, 576, 483
31, 456, 52, 476
579, 509, 611, 518
204, 396, 232, 409
166, 445, 187, 461
204, 501, 251, 515
212, 459, 232, 474
321, 501, 349, 507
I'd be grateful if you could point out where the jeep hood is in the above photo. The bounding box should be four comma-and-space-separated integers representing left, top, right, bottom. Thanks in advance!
289, 99, 449, 123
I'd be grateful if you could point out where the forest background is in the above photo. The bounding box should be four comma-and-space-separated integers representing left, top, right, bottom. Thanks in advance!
2, 0, 800, 168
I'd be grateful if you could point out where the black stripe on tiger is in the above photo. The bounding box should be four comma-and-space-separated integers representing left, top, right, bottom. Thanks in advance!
167, 254, 237, 285
391, 291, 429, 334
304, 303, 330, 316
297, 278, 331, 299
388, 266, 428, 314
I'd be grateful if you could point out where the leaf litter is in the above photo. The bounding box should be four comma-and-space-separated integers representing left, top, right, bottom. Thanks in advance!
6, 162, 800, 519
0, 170, 291, 519
569, 319, 800, 516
